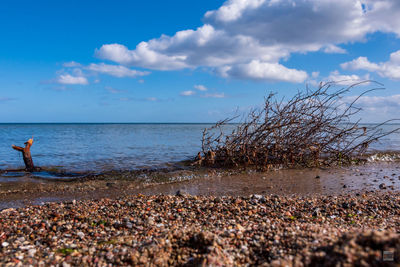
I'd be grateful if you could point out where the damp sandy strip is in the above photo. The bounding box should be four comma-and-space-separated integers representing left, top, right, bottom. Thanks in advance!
0, 161, 399, 210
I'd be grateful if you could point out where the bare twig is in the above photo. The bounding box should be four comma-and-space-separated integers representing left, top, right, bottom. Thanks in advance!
198, 81, 400, 168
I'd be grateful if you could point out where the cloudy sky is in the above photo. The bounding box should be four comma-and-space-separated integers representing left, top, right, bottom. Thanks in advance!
1, 0, 400, 122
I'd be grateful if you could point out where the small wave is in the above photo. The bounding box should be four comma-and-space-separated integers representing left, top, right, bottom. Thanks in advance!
367, 152, 400, 162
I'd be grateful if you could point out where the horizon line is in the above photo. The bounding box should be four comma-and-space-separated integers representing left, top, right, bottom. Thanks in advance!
0, 122, 398, 125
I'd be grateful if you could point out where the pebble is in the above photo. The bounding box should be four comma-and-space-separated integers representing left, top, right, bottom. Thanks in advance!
0, 193, 398, 266
28, 249, 36, 257
77, 232, 85, 239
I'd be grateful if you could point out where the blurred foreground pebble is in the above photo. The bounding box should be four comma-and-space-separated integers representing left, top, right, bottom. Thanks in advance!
0, 193, 399, 266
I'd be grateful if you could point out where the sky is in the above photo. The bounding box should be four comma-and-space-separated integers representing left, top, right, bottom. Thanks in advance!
0, 0, 400, 123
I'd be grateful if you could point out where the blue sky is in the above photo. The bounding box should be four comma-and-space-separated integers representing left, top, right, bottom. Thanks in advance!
0, 0, 399, 123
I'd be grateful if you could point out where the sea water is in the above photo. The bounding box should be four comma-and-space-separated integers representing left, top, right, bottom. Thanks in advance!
0, 123, 399, 175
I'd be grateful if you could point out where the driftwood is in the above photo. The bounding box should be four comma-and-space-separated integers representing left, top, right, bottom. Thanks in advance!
12, 137, 39, 172
199, 81, 400, 169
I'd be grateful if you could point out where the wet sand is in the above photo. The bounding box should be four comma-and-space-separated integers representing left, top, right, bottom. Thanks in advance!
0, 161, 399, 209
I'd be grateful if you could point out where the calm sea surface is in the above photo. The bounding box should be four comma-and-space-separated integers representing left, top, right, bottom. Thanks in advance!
0, 123, 399, 173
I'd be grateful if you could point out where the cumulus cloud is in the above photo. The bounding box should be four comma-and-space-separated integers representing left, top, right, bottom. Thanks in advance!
219, 60, 308, 83
56, 74, 88, 85
341, 94, 400, 120
180, 90, 196, 96
353, 94, 400, 109
58, 62, 149, 84
194, 85, 207, 91
86, 63, 149, 78
95, 0, 400, 82
323, 45, 347, 54
326, 70, 370, 85
204, 0, 373, 44
341, 50, 400, 80
341, 57, 380, 72
96, 43, 189, 70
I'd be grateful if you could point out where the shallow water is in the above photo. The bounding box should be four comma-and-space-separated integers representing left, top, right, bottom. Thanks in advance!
0, 123, 399, 181
0, 123, 210, 173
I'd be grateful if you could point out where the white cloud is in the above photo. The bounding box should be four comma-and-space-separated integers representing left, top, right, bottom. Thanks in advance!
219, 60, 308, 83
341, 94, 400, 120
180, 90, 196, 96
323, 44, 347, 54
341, 57, 380, 72
204, 0, 266, 23
311, 71, 320, 78
87, 63, 149, 78
341, 50, 400, 80
96, 43, 189, 70
326, 70, 370, 85
56, 74, 88, 85
204, 0, 381, 43
354, 94, 400, 109
194, 84, 208, 91
95, 0, 400, 82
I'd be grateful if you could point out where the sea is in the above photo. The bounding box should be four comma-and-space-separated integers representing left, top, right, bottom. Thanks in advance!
0, 123, 399, 180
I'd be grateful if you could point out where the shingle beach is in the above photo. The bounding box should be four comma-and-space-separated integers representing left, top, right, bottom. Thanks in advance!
1, 193, 399, 266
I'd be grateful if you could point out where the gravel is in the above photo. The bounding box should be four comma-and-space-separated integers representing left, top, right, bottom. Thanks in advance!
0, 193, 399, 266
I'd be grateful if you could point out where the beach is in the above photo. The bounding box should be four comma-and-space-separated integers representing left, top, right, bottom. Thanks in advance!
0, 161, 399, 265
3, 0, 400, 265
1, 192, 399, 266
0, 124, 400, 265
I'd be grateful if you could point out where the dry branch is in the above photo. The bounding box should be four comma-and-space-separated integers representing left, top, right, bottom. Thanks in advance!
199, 81, 400, 169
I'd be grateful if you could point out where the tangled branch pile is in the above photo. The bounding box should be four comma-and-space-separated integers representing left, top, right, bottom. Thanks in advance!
196, 81, 399, 169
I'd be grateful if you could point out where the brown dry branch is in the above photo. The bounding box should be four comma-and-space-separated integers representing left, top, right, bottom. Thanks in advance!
197, 81, 400, 169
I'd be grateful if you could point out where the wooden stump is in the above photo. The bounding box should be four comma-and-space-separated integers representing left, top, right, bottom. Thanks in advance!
12, 138, 37, 172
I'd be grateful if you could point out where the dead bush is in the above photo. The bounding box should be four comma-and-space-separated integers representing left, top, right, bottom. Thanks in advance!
195, 81, 399, 169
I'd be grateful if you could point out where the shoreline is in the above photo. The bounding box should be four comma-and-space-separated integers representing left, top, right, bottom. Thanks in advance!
0, 161, 399, 210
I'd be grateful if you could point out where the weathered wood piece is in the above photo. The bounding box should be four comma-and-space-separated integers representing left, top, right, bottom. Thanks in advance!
12, 138, 37, 172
